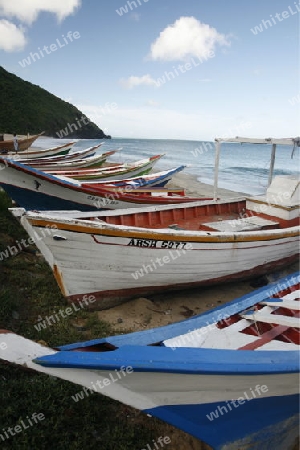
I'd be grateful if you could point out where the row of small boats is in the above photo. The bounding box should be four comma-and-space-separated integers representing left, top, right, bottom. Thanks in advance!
0, 140, 212, 209
0, 135, 299, 450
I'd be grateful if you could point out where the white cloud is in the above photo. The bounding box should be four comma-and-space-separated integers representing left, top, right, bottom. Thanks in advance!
78, 103, 220, 140
77, 103, 299, 141
0, 19, 26, 51
0, 0, 81, 24
146, 99, 160, 107
119, 74, 158, 89
149, 16, 230, 62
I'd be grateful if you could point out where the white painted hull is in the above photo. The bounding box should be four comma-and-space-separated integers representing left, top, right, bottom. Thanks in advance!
47, 156, 165, 181
20, 211, 299, 305
18, 145, 99, 165
0, 329, 299, 450
0, 273, 299, 449
0, 162, 164, 210
25, 153, 107, 171
0, 332, 297, 409
7, 142, 75, 159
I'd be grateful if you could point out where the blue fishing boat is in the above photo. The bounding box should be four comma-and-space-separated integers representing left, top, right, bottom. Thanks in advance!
0, 273, 299, 449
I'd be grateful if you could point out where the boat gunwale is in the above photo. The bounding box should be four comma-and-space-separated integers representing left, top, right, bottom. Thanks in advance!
33, 346, 300, 375
59, 272, 300, 347
25, 214, 300, 243
34, 272, 300, 374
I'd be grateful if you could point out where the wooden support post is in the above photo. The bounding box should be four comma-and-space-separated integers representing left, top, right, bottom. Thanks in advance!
268, 143, 276, 187
214, 140, 221, 200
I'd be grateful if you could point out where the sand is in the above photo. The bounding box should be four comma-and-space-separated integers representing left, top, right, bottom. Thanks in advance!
168, 171, 247, 198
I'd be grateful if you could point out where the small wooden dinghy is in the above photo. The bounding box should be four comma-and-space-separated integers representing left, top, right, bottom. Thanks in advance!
0, 273, 299, 450
3, 141, 76, 159
0, 133, 43, 152
16, 144, 103, 164
21, 148, 117, 170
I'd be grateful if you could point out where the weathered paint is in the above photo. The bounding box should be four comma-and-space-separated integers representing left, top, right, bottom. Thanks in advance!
0, 275, 299, 450
21, 209, 299, 307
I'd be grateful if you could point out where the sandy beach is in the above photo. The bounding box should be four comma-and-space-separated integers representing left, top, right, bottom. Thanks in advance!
168, 171, 248, 198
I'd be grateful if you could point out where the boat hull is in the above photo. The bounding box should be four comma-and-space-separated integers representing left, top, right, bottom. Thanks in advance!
24, 151, 111, 171
0, 133, 42, 152
0, 157, 195, 211
17, 144, 99, 164
9, 141, 75, 159
145, 394, 299, 450
1, 329, 298, 450
80, 166, 186, 188
20, 213, 299, 309
0, 274, 299, 449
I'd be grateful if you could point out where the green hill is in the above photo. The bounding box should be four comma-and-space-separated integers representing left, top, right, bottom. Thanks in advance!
0, 66, 110, 139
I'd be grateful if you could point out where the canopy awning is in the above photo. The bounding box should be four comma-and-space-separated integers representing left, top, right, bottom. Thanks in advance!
215, 137, 300, 146
213, 137, 300, 199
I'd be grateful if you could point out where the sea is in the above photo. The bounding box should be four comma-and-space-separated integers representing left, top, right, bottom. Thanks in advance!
35, 137, 300, 196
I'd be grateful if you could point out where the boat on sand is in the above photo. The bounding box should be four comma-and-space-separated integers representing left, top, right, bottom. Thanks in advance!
10, 137, 299, 309
3, 141, 76, 159
0, 133, 43, 152
0, 155, 202, 211
0, 272, 299, 450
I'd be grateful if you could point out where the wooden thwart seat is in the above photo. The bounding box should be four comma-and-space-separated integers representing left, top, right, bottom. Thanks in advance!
241, 310, 300, 328
201, 216, 279, 232
260, 299, 300, 311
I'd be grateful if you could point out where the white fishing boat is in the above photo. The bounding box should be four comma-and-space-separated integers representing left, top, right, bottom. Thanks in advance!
0, 273, 299, 450
2, 141, 75, 159
45, 156, 168, 181
18, 150, 117, 171
83, 165, 186, 188
10, 137, 300, 309
16, 144, 103, 165
0, 155, 188, 211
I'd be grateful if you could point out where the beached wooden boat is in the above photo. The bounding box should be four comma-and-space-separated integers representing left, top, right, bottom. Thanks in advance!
45, 157, 168, 181
21, 147, 116, 169
0, 273, 299, 450
16, 144, 102, 165
84, 166, 186, 188
0, 155, 198, 211
9, 137, 299, 307
16, 150, 119, 171
0, 133, 43, 152
3, 141, 76, 159
12, 174, 299, 308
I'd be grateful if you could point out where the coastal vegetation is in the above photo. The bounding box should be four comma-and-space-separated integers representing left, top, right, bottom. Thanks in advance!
0, 66, 110, 139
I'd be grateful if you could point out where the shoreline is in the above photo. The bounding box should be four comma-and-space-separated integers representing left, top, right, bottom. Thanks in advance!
169, 171, 248, 198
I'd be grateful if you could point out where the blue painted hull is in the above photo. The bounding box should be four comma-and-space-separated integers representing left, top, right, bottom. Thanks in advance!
146, 395, 299, 450
0, 183, 100, 211
31, 274, 300, 450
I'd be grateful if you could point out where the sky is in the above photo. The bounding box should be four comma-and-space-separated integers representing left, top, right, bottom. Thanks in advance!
0, 0, 299, 140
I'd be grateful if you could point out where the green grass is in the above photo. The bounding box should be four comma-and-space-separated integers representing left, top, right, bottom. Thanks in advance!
0, 191, 167, 449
